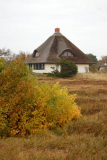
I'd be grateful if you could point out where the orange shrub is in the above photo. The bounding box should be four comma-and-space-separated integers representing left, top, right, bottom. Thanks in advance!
0, 59, 81, 137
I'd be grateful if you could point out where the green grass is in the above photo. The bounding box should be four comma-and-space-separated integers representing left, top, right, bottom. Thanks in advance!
0, 76, 107, 160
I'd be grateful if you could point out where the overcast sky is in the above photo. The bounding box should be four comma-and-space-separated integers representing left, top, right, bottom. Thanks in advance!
0, 0, 107, 60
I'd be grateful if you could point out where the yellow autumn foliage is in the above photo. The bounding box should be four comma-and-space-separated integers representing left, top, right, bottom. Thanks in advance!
0, 59, 81, 136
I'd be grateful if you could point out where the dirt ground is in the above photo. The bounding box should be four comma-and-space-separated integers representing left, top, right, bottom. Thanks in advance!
37, 77, 107, 92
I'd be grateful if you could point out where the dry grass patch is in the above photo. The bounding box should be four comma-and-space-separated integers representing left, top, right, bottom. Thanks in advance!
0, 132, 107, 160
66, 112, 107, 136
74, 72, 107, 80
1, 75, 107, 160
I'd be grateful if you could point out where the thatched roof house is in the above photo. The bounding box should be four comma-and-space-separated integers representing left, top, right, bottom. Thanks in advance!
25, 28, 93, 73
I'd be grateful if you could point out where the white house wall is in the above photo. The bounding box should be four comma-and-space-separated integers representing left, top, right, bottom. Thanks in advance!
76, 64, 89, 73
32, 64, 61, 73
32, 64, 89, 73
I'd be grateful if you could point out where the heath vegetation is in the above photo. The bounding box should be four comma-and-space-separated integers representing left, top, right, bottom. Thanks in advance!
0, 50, 107, 159
0, 71, 107, 159
0, 58, 81, 137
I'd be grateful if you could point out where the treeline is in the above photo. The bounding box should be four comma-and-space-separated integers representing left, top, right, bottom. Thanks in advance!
86, 53, 107, 72
0, 48, 31, 62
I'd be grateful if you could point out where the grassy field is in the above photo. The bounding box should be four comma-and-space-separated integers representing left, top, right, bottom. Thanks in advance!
0, 73, 107, 160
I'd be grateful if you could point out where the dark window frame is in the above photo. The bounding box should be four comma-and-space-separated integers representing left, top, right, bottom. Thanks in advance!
62, 51, 73, 57
33, 63, 45, 70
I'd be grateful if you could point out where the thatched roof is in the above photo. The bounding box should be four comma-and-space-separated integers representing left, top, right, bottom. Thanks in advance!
25, 29, 94, 64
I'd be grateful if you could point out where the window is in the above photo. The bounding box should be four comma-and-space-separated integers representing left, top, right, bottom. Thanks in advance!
33, 64, 37, 70
35, 52, 39, 57
41, 64, 44, 69
63, 52, 67, 56
33, 63, 44, 70
62, 51, 73, 57
68, 52, 72, 56
29, 64, 32, 69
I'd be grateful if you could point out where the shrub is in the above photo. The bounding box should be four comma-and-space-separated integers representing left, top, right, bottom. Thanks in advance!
0, 59, 81, 137
0, 58, 6, 72
89, 64, 98, 73
49, 59, 78, 77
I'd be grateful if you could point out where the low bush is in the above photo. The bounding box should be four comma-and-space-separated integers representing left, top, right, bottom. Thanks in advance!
0, 59, 81, 137
0, 58, 6, 72
48, 59, 78, 77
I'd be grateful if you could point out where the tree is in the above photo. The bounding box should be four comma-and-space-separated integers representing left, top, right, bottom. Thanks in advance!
0, 48, 15, 62
89, 64, 98, 73
86, 53, 98, 64
15, 51, 26, 61
97, 56, 107, 72
0, 48, 12, 56
50, 59, 78, 78
97, 56, 107, 67
0, 48, 31, 62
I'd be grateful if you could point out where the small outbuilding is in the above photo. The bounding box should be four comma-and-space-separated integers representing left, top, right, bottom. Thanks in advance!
25, 28, 93, 73
98, 61, 107, 71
